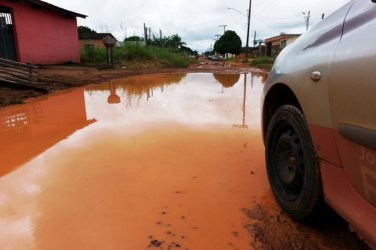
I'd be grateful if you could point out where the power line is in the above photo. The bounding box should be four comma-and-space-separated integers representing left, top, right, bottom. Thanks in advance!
254, 15, 281, 33
256, 0, 276, 15
255, 14, 302, 20
219, 25, 227, 34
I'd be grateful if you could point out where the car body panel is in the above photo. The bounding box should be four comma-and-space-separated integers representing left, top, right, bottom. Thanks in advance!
262, 0, 376, 247
329, 0, 376, 207
265, 1, 353, 129
321, 160, 376, 249
263, 2, 352, 165
308, 124, 342, 167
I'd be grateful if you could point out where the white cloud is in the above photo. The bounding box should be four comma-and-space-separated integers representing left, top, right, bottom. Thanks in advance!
47, 0, 350, 52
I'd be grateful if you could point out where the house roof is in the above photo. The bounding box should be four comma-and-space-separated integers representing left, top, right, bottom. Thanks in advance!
79, 33, 116, 40
16, 0, 87, 18
265, 34, 301, 43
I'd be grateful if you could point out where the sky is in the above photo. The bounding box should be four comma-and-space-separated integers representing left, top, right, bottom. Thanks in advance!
47, 0, 350, 52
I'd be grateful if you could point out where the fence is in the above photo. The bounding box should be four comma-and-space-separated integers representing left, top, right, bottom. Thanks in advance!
0, 58, 46, 92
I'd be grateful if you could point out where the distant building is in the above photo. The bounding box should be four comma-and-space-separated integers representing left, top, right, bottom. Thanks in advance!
240, 47, 261, 56
79, 33, 117, 50
265, 34, 301, 58
0, 0, 86, 64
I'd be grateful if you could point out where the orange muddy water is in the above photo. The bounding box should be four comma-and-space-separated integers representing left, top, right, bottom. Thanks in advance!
0, 72, 367, 250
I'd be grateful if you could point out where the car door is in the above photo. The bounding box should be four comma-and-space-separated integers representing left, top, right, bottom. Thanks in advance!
329, 0, 376, 207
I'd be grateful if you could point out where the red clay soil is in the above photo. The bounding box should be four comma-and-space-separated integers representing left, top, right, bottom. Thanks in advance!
0, 65, 370, 249
0, 61, 261, 108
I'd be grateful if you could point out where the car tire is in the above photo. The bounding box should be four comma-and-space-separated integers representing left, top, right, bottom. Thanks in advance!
265, 105, 324, 221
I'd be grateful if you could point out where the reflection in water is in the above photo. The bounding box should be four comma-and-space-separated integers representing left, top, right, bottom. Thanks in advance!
213, 73, 240, 94
252, 70, 269, 84
233, 73, 250, 129
84, 73, 264, 130
0, 72, 269, 250
214, 73, 241, 88
119, 73, 185, 105
87, 73, 186, 107
107, 82, 121, 104
0, 89, 96, 177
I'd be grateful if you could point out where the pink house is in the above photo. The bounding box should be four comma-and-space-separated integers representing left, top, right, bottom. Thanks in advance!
0, 0, 86, 64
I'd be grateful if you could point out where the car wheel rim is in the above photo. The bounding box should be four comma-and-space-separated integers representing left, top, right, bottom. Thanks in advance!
274, 125, 305, 201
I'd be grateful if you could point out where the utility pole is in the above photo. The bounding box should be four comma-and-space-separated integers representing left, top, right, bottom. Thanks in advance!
160, 29, 163, 46
245, 0, 252, 57
215, 34, 221, 41
219, 25, 227, 34
144, 23, 148, 46
303, 10, 311, 31
233, 73, 248, 129
253, 31, 257, 47
148, 27, 152, 43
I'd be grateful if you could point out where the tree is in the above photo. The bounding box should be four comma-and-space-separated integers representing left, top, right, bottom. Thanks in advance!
78, 26, 97, 35
124, 36, 143, 42
213, 74, 240, 88
214, 30, 242, 55
147, 33, 188, 52
164, 34, 186, 49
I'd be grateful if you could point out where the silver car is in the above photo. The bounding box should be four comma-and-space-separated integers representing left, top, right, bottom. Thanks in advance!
262, 0, 376, 247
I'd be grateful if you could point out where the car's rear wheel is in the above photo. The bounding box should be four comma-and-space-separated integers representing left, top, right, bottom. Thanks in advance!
265, 105, 324, 221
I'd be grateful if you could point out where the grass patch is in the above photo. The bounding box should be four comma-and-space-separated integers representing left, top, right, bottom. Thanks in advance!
148, 47, 190, 68
250, 56, 274, 71
251, 56, 274, 65
80, 45, 190, 68
241, 58, 250, 64
80, 47, 107, 63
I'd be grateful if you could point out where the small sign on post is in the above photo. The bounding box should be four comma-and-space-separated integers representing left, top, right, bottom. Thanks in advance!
102, 35, 117, 66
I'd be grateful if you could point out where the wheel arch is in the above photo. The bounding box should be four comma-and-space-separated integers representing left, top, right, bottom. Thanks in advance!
262, 83, 302, 141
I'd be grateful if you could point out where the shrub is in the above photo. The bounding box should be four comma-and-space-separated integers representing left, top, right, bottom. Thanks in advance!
80, 47, 107, 63
252, 56, 274, 65
121, 45, 155, 61
148, 47, 189, 68
80, 45, 190, 68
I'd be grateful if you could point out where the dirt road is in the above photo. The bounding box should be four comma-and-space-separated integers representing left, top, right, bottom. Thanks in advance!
0, 66, 368, 249
0, 61, 262, 107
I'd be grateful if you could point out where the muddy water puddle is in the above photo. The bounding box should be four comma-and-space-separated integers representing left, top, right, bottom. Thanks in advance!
0, 73, 366, 250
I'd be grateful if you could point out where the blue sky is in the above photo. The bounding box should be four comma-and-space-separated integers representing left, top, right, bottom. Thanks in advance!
48, 0, 349, 52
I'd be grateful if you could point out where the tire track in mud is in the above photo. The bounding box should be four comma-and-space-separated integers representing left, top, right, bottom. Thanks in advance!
242, 193, 370, 250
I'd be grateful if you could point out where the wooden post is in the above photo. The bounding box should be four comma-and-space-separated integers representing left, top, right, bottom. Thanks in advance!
144, 23, 148, 46
148, 27, 152, 44
102, 35, 117, 67
160, 29, 163, 47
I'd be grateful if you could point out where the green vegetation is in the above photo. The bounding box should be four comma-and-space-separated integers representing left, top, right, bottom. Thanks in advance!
80, 45, 190, 68
251, 56, 274, 70
124, 36, 143, 42
78, 25, 97, 35
79, 27, 194, 68
251, 56, 274, 65
80, 47, 107, 63
214, 30, 242, 55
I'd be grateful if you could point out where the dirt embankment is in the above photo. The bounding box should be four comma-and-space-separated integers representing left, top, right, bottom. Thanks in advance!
0, 61, 264, 108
